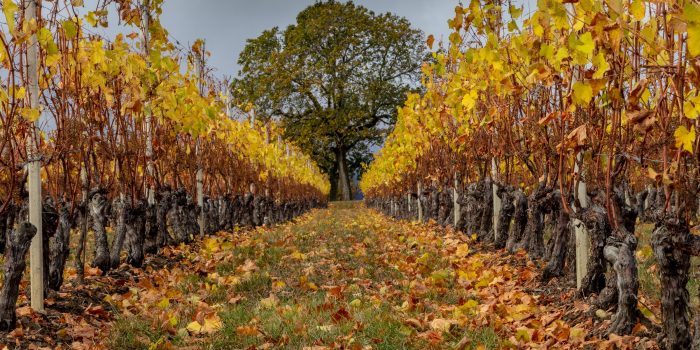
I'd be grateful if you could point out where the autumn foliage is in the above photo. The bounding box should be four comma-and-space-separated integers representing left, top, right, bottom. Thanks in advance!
362, 0, 700, 348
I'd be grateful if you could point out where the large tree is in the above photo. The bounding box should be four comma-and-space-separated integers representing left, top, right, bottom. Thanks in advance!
233, 1, 426, 200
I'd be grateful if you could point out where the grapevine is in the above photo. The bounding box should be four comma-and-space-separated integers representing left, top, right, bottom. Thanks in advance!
362, 0, 700, 346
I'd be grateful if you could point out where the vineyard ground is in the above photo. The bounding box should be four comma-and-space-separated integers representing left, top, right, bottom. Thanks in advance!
0, 202, 680, 349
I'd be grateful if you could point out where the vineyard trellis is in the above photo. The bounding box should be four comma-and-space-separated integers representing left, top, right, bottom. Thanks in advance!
0, 0, 328, 332
362, 0, 700, 348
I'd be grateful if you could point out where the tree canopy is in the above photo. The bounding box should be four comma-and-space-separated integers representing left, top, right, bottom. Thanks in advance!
233, 0, 426, 200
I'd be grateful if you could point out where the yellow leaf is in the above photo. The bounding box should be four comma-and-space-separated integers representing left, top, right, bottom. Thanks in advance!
572, 81, 593, 106
272, 280, 286, 291
685, 4, 700, 57
20, 107, 40, 122
186, 321, 202, 333
684, 95, 700, 119
592, 53, 609, 79
62, 20, 78, 40
674, 125, 695, 153
569, 327, 586, 342
461, 89, 478, 111
576, 32, 595, 58
429, 318, 452, 333
456, 243, 469, 257
3, 0, 18, 34
156, 298, 170, 310
201, 314, 223, 333
630, 0, 645, 21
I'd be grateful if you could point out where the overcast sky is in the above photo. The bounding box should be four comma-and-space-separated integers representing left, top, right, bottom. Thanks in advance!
153, 0, 459, 79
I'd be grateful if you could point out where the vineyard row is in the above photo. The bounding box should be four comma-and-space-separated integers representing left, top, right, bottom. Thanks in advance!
362, 0, 700, 348
0, 0, 328, 332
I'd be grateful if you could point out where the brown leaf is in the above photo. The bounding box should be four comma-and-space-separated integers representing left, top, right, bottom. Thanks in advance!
331, 308, 352, 323
627, 110, 656, 133
236, 325, 260, 336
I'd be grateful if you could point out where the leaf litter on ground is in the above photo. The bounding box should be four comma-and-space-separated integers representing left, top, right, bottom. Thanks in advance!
2, 202, 660, 349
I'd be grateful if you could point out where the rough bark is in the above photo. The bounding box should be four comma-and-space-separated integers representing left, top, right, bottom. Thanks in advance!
336, 147, 352, 201
89, 189, 111, 273
495, 186, 514, 249
143, 203, 158, 254
109, 198, 128, 269
48, 202, 72, 291
652, 218, 691, 350
168, 189, 191, 243
635, 189, 649, 222
477, 180, 494, 242
125, 202, 146, 267
577, 203, 610, 297
0, 222, 36, 331
42, 199, 59, 295
241, 192, 254, 227
156, 190, 173, 247
506, 190, 528, 252
542, 208, 571, 282
606, 232, 642, 336
438, 189, 452, 226
429, 188, 440, 222
520, 185, 553, 258
74, 196, 89, 284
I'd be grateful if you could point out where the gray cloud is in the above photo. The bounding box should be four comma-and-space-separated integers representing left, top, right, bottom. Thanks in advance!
156, 0, 458, 78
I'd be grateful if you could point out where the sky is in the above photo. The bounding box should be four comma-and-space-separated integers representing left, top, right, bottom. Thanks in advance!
152, 0, 459, 79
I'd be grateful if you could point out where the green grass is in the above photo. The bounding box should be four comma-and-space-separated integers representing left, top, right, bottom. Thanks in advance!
104, 206, 505, 349
106, 317, 181, 350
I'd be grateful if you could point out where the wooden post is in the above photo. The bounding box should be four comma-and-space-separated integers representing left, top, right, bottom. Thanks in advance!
491, 159, 501, 241
417, 182, 423, 222
453, 173, 460, 228
194, 41, 206, 237
574, 152, 589, 290
26, 0, 44, 312
142, 0, 155, 206
196, 158, 204, 237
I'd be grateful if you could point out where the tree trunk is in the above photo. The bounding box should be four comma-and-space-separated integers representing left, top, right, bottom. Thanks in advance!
506, 190, 528, 252
542, 209, 571, 282
75, 166, 89, 284
89, 189, 111, 273
156, 190, 173, 247
125, 202, 146, 267
578, 204, 610, 297
336, 147, 352, 201
42, 200, 59, 296
606, 232, 642, 336
109, 197, 128, 269
0, 222, 36, 331
520, 185, 551, 258
652, 218, 692, 350
48, 203, 72, 291
495, 187, 514, 249
143, 203, 158, 254
477, 180, 494, 242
